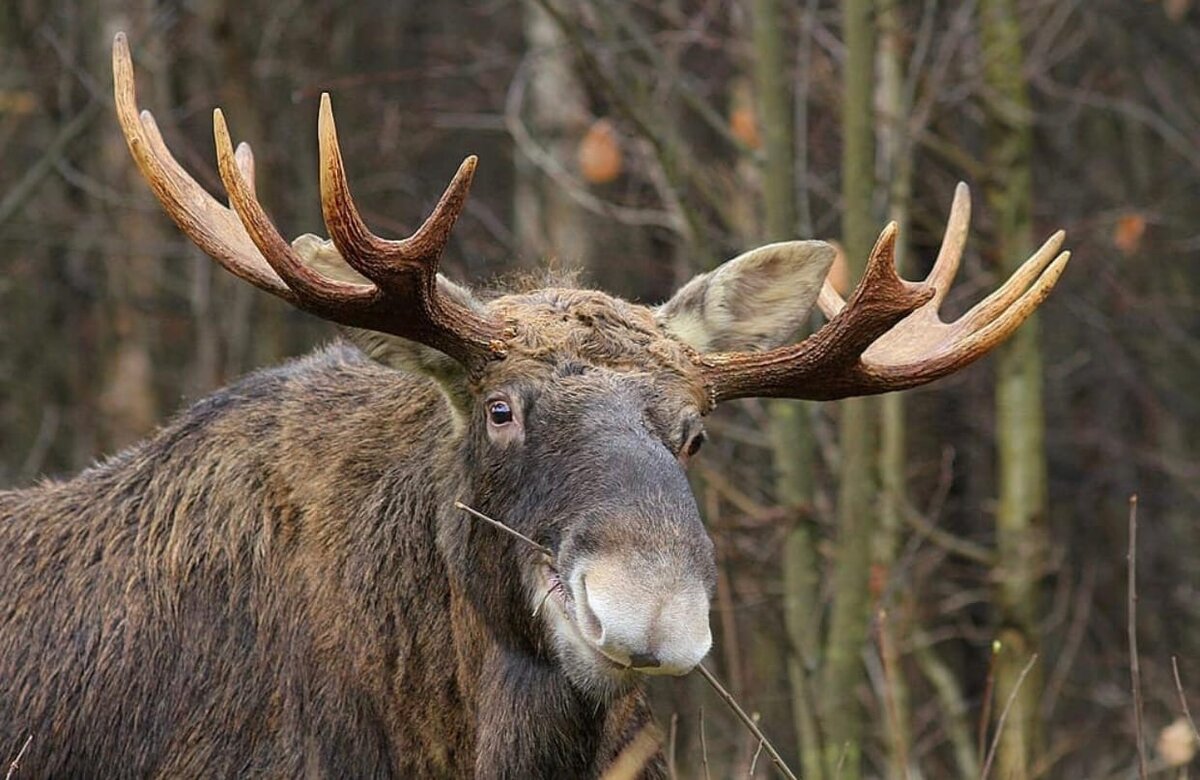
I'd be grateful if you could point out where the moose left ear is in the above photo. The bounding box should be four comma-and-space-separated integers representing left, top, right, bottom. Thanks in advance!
656, 240, 835, 352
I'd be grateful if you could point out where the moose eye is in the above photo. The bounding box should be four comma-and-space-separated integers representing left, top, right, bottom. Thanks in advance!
488, 400, 514, 426
684, 431, 706, 458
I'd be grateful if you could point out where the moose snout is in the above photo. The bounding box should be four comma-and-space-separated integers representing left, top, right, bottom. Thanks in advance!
570, 556, 712, 676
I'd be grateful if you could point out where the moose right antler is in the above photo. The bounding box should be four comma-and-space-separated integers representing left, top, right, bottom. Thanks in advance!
697, 184, 1070, 403
112, 32, 505, 371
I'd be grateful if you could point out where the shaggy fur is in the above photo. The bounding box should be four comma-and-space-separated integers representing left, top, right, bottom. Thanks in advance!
0, 257, 828, 776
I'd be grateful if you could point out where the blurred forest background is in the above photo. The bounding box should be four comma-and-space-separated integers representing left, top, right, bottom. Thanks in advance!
2, 0, 1199, 777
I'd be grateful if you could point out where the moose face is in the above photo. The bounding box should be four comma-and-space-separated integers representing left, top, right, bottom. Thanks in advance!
469, 349, 715, 693
353, 246, 833, 693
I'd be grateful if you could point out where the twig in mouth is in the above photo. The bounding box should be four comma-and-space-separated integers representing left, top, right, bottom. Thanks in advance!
6, 735, 32, 780
532, 587, 554, 620
1128, 495, 1148, 780
454, 501, 554, 561
980, 653, 1038, 780
695, 663, 798, 780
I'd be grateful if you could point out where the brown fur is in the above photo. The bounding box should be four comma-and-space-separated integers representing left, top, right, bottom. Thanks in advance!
0, 284, 731, 778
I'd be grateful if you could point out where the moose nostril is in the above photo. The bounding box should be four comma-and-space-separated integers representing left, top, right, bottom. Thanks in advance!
628, 652, 660, 669
577, 575, 604, 643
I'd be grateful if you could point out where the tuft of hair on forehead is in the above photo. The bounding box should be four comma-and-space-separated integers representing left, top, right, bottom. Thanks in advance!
476, 267, 584, 298
484, 286, 705, 393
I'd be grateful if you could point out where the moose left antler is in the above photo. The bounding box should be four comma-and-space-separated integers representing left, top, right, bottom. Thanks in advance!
112, 32, 504, 372
697, 184, 1070, 402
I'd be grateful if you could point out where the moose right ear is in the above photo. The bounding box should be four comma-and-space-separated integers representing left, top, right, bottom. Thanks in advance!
657, 240, 835, 353
292, 234, 477, 416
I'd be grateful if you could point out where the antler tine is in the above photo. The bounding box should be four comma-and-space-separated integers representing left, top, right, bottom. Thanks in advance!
700, 224, 933, 403
114, 33, 504, 371
315, 94, 500, 365
233, 142, 258, 200
818, 182, 972, 320
112, 33, 292, 300
925, 182, 971, 305
318, 94, 476, 286
954, 230, 1066, 332
212, 108, 376, 311
700, 185, 1071, 404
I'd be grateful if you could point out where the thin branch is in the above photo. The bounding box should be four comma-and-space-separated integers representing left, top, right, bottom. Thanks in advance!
748, 739, 764, 777
695, 664, 799, 780
453, 501, 554, 560
877, 609, 910, 778
0, 101, 101, 226
667, 712, 679, 780
980, 654, 1039, 780
1128, 494, 1149, 780
699, 707, 711, 780
5, 735, 32, 780
1171, 657, 1200, 745
977, 640, 1000, 764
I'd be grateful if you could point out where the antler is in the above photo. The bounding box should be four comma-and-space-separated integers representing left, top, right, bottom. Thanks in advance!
111, 32, 504, 370
699, 183, 1071, 403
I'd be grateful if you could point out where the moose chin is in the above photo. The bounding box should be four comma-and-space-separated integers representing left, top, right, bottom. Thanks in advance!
0, 32, 1070, 779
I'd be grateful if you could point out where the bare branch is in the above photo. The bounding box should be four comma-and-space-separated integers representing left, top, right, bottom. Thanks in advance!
695, 664, 798, 780
980, 654, 1039, 780
1171, 657, 1200, 745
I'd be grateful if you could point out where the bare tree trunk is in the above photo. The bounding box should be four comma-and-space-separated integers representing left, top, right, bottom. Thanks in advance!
874, 2, 912, 775
750, 1, 824, 774
515, 0, 593, 271
95, 3, 161, 451
980, 1, 1044, 777
823, 0, 877, 777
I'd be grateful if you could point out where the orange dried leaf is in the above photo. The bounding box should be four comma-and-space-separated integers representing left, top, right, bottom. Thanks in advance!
578, 119, 623, 184
729, 106, 761, 150
1113, 212, 1146, 255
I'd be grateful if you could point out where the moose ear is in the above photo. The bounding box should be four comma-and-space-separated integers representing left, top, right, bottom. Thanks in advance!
656, 240, 835, 352
292, 234, 478, 414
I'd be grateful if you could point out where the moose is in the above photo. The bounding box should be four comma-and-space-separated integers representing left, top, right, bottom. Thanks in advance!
0, 33, 1070, 778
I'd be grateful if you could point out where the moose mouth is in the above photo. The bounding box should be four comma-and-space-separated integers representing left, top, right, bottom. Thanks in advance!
539, 563, 634, 675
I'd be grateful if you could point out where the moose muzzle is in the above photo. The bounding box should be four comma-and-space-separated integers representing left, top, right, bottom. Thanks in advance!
569, 554, 712, 676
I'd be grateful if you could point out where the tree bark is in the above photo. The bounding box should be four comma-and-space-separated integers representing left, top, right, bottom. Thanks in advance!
823, 0, 877, 777
749, 2, 820, 772
874, 2, 912, 775
980, 1, 1044, 777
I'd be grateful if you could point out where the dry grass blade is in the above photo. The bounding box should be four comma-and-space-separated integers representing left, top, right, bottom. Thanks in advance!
600, 724, 663, 780
453, 501, 554, 560
1128, 495, 1149, 780
5, 735, 32, 780
979, 654, 1038, 780
695, 664, 799, 780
